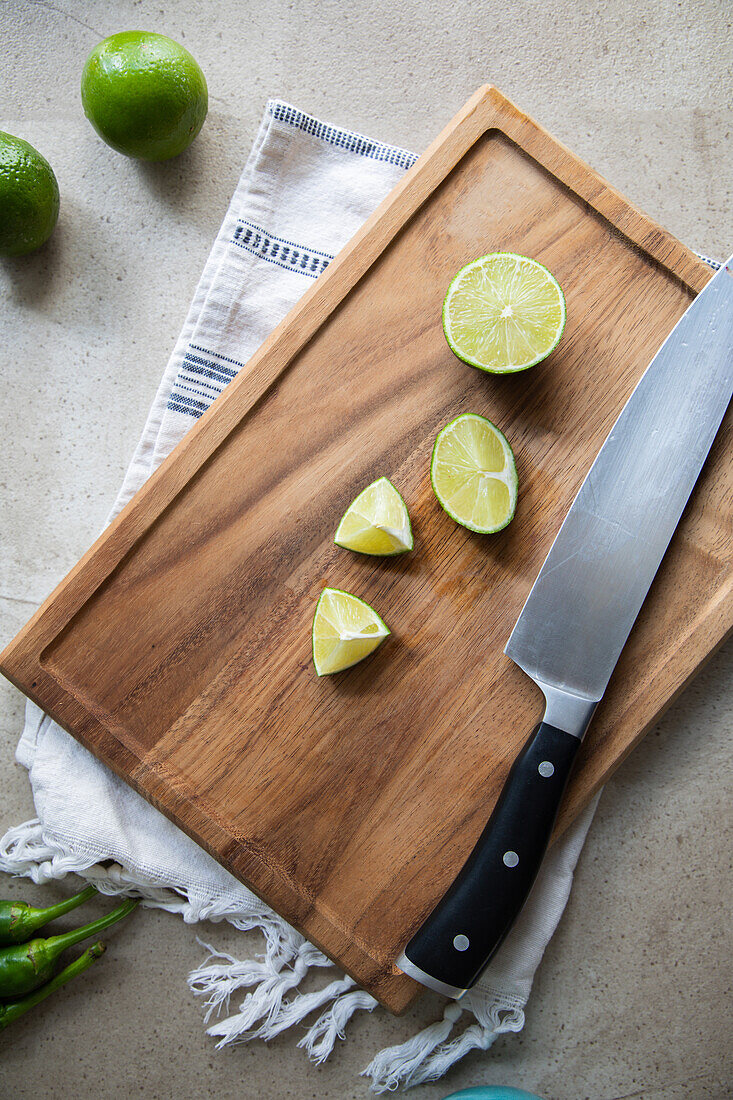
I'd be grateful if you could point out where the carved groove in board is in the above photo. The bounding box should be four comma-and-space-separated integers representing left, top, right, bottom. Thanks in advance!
0, 87, 727, 1014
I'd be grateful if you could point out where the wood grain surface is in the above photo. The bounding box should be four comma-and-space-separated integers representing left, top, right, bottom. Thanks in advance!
1, 87, 730, 1013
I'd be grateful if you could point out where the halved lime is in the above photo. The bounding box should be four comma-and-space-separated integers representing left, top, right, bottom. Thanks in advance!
430, 413, 518, 533
312, 588, 390, 676
334, 477, 413, 556
442, 252, 566, 373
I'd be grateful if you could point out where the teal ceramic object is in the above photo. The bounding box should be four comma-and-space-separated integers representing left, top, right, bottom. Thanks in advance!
441, 1089, 543, 1100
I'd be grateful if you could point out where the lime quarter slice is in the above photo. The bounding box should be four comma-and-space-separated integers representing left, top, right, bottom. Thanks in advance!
430, 413, 518, 533
334, 477, 413, 555
312, 588, 390, 676
442, 252, 566, 373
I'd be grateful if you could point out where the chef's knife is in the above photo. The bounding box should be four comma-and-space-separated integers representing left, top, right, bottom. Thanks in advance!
397, 256, 733, 999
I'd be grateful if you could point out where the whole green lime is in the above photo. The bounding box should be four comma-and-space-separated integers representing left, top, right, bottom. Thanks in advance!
0, 133, 60, 257
81, 31, 208, 161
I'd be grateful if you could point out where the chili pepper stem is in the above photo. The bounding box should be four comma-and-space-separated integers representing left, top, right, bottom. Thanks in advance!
25, 884, 96, 928
29, 883, 97, 926
0, 942, 105, 1031
45, 898, 138, 956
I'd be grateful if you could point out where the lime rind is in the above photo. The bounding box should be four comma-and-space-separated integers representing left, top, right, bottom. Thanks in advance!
430, 413, 518, 534
442, 252, 566, 374
334, 477, 413, 556
312, 587, 390, 676
0, 133, 60, 257
81, 32, 208, 162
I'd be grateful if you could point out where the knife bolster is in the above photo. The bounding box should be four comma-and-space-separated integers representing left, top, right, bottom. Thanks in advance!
534, 677, 598, 739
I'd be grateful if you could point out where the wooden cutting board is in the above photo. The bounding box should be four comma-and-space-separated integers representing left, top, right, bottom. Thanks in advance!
2, 87, 730, 1014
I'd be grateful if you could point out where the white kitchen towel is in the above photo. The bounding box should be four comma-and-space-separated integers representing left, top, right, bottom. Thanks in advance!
1, 98, 607, 1091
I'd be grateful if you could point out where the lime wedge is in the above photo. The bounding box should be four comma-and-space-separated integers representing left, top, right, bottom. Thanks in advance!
431, 413, 518, 533
312, 588, 390, 675
334, 477, 413, 556
442, 252, 566, 373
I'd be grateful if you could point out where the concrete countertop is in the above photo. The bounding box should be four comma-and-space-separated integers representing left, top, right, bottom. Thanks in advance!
1, 2, 731, 1097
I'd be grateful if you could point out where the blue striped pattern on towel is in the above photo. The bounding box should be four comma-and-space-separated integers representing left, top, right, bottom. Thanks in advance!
232, 220, 334, 277
269, 102, 418, 170
166, 105, 420, 419
167, 345, 242, 419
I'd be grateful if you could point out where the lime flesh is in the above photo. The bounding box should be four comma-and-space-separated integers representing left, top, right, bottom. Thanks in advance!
431, 413, 518, 533
334, 477, 413, 555
442, 252, 566, 373
312, 588, 389, 676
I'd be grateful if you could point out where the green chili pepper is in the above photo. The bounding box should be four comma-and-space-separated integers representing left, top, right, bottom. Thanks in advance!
0, 941, 105, 1031
0, 897, 137, 1000
0, 884, 97, 946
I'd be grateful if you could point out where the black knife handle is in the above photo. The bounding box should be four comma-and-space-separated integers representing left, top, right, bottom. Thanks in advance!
400, 721, 581, 993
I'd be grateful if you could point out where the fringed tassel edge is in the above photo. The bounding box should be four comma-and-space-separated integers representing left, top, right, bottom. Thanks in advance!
362, 999, 525, 1093
188, 936, 378, 1057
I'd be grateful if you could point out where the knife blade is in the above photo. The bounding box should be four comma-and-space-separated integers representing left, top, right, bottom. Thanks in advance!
397, 256, 733, 999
